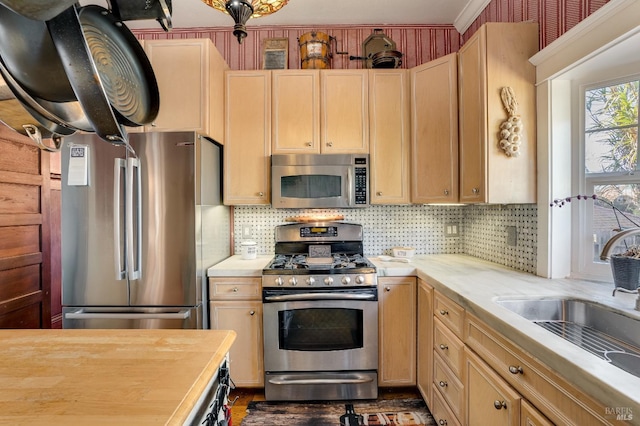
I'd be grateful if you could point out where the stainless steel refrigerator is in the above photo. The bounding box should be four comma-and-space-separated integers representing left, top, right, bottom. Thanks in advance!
61, 131, 230, 329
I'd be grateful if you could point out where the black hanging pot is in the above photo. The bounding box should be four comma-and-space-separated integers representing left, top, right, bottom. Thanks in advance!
371, 50, 403, 69
0, 3, 159, 146
46, 4, 160, 143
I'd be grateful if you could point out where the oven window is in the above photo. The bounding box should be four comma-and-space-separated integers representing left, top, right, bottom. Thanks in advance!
281, 175, 341, 199
278, 308, 363, 351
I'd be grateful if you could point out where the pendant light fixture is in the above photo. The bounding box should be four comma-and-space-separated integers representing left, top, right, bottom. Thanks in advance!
202, 0, 289, 44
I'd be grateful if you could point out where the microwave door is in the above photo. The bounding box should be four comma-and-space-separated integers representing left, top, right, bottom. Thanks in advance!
274, 165, 349, 208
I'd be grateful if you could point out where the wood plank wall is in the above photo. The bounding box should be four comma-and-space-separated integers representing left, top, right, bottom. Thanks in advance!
0, 126, 52, 328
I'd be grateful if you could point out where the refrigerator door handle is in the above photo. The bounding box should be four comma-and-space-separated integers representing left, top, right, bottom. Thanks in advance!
114, 158, 126, 280
64, 309, 191, 320
126, 157, 142, 280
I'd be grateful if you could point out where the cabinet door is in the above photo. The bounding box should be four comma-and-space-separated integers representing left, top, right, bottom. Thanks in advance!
378, 277, 416, 386
144, 39, 226, 137
272, 70, 320, 154
210, 301, 263, 387
369, 69, 410, 204
321, 70, 369, 153
224, 71, 271, 205
411, 53, 459, 203
416, 279, 433, 406
458, 29, 486, 203
465, 347, 521, 426
521, 400, 553, 426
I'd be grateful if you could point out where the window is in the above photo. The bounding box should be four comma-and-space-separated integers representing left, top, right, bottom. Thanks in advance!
578, 77, 640, 279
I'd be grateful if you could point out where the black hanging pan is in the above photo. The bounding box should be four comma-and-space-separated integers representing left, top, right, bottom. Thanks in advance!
0, 0, 78, 21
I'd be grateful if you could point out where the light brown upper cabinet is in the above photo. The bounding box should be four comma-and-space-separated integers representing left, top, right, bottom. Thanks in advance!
271, 70, 320, 153
321, 70, 369, 153
224, 71, 271, 205
457, 22, 538, 204
410, 53, 459, 204
369, 69, 411, 204
272, 70, 369, 154
143, 39, 227, 142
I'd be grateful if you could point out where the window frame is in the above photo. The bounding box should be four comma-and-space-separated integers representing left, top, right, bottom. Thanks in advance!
572, 74, 640, 281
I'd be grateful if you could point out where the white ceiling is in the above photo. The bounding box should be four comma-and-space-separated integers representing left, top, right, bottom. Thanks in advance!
109, 0, 485, 33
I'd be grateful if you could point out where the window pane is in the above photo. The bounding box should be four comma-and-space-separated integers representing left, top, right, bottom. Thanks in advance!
592, 184, 640, 262
585, 81, 639, 174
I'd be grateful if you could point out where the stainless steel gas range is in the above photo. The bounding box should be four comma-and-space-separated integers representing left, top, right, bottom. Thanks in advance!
261, 221, 378, 401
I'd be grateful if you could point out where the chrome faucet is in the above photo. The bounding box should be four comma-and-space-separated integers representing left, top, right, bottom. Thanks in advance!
599, 228, 640, 310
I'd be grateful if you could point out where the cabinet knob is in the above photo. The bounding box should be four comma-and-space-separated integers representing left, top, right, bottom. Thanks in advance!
326, 142, 333, 147
472, 187, 480, 194
249, 311, 255, 316
233, 287, 239, 292
439, 344, 448, 350
305, 142, 312, 147
438, 380, 448, 388
438, 420, 447, 426
508, 365, 524, 375
258, 192, 264, 197
377, 191, 382, 196
151, 122, 157, 127
444, 189, 449, 195
385, 286, 391, 292
493, 400, 507, 410
439, 309, 449, 316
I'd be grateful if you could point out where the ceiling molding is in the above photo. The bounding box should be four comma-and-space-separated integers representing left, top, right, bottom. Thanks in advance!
453, 0, 491, 34
529, 0, 640, 83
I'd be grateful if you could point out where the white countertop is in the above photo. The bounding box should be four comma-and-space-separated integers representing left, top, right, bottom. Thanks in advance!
208, 253, 640, 417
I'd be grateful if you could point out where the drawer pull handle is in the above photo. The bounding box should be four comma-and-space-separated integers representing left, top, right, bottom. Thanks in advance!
233, 287, 239, 292
439, 344, 448, 350
250, 311, 255, 316
438, 380, 448, 388
438, 420, 447, 426
508, 365, 523, 375
494, 400, 507, 410
439, 309, 449, 316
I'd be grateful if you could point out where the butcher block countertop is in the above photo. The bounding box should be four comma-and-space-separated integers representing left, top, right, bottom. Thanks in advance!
0, 329, 236, 425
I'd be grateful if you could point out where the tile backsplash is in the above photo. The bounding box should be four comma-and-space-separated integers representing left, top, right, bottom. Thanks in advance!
233, 204, 537, 274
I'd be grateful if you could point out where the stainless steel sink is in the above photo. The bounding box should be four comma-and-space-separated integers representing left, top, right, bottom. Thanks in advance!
495, 298, 640, 377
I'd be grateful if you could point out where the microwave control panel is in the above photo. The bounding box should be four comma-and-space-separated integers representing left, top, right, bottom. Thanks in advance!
355, 159, 368, 205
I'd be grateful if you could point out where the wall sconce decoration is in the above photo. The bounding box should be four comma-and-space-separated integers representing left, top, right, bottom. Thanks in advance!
498, 87, 523, 157
202, 0, 289, 43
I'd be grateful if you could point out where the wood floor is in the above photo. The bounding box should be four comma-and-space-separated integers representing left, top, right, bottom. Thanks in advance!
228, 387, 422, 424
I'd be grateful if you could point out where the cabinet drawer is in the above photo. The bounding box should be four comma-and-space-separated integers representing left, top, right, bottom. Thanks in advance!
465, 314, 612, 426
434, 317, 464, 378
209, 277, 262, 300
433, 352, 464, 422
430, 383, 462, 426
434, 291, 465, 339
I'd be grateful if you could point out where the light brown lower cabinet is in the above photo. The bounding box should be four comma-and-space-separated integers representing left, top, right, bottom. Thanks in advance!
209, 277, 263, 387
416, 279, 433, 406
378, 277, 416, 386
464, 347, 521, 426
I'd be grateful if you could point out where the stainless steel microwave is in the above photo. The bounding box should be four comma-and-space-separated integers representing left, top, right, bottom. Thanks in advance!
271, 154, 369, 208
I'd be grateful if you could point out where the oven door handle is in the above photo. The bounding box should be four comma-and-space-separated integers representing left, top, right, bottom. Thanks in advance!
264, 293, 376, 302
268, 376, 374, 385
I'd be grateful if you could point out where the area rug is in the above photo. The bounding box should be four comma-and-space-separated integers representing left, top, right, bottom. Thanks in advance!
240, 398, 435, 425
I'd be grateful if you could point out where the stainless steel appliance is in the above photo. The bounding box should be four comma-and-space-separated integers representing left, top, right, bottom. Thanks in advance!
271, 154, 369, 208
61, 131, 230, 329
262, 222, 378, 401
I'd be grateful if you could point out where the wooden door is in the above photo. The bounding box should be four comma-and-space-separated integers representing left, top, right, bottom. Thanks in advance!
0, 126, 51, 328
271, 70, 320, 154
224, 71, 271, 205
320, 70, 369, 153
369, 69, 410, 204
411, 53, 459, 203
378, 277, 416, 386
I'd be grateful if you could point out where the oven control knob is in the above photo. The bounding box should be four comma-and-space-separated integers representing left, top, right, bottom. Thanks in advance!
342, 276, 351, 285
306, 277, 316, 286
324, 277, 334, 286
355, 275, 365, 285
275, 277, 284, 286
288, 277, 298, 286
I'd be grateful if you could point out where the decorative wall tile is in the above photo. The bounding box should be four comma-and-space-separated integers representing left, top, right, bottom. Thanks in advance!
232, 204, 538, 274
